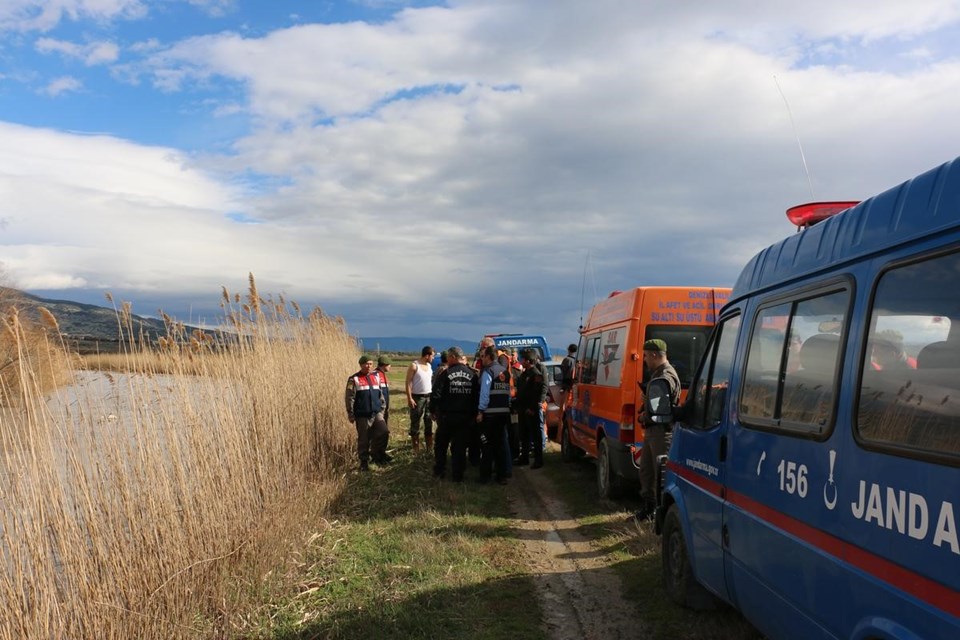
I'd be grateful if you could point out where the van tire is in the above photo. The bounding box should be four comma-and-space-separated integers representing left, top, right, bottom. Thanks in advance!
662, 505, 717, 610
560, 421, 580, 462
597, 438, 624, 499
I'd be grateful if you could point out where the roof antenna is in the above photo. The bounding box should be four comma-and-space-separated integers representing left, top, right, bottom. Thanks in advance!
579, 250, 589, 332
774, 75, 815, 200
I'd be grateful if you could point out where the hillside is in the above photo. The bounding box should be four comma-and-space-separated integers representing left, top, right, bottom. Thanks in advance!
0, 288, 197, 354
0, 290, 501, 357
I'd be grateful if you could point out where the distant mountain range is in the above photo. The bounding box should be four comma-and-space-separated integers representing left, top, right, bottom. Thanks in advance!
0, 289, 516, 358
1, 288, 201, 353
357, 336, 478, 355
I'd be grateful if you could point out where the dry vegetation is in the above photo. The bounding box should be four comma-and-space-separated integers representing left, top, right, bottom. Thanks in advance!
0, 288, 73, 406
0, 274, 359, 639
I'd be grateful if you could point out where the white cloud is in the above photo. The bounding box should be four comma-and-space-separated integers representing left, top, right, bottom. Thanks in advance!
41, 75, 82, 96
6, 0, 960, 342
36, 37, 119, 65
16, 271, 88, 289
186, 0, 235, 18
0, 0, 147, 32
0, 121, 457, 310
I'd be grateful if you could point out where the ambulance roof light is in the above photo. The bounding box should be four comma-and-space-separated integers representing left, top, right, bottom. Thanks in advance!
786, 201, 860, 229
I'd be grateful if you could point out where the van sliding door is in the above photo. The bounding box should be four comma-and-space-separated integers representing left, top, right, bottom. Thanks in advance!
671, 312, 741, 601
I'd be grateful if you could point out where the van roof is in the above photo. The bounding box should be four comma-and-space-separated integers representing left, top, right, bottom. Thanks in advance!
732, 156, 960, 303
583, 285, 730, 331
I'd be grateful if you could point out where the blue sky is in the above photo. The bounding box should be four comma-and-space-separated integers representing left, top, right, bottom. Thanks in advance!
2, 0, 960, 345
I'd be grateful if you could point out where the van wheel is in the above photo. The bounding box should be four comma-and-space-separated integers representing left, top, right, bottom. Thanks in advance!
560, 421, 579, 462
597, 438, 624, 499
662, 505, 717, 610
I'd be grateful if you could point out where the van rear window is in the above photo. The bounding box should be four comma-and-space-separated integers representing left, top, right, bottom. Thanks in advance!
858, 250, 960, 462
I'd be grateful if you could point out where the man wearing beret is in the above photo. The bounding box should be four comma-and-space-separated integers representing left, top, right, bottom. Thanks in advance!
376, 354, 393, 425
376, 354, 394, 449
345, 354, 390, 471
635, 339, 681, 521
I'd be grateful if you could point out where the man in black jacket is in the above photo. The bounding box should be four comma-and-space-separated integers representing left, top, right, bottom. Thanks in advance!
559, 343, 577, 413
430, 347, 479, 481
515, 349, 548, 469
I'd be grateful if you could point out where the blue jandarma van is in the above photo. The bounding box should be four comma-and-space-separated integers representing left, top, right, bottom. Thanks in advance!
658, 158, 960, 640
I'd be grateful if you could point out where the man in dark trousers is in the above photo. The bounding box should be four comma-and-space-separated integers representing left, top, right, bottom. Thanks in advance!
345, 354, 390, 471
559, 343, 577, 412
515, 348, 548, 469
376, 354, 393, 438
429, 347, 479, 482
635, 339, 681, 521
476, 345, 511, 484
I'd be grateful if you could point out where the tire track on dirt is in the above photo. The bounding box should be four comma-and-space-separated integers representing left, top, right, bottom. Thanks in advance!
508, 467, 651, 640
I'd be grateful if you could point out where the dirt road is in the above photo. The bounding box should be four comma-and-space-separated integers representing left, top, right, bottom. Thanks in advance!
508, 464, 651, 640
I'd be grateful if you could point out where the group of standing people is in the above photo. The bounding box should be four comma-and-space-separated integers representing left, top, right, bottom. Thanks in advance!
344, 337, 680, 523
344, 340, 550, 484
430, 341, 549, 483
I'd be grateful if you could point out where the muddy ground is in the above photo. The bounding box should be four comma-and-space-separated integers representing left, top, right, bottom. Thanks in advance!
508, 461, 651, 640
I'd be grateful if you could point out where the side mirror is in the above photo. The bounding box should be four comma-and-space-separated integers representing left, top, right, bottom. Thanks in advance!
645, 378, 674, 424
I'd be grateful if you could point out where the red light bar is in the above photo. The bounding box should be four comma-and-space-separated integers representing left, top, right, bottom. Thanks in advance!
786, 201, 860, 228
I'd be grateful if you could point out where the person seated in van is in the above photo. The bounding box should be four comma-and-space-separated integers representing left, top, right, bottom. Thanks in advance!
786, 333, 803, 373
635, 339, 681, 522
870, 329, 916, 371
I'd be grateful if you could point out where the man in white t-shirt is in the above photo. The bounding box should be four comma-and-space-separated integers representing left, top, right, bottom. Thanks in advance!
405, 345, 435, 452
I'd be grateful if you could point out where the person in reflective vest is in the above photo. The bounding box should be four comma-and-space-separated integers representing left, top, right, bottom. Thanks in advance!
477, 345, 512, 484
345, 354, 390, 471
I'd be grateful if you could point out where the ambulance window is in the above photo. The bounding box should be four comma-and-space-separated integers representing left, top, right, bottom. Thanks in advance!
580, 335, 601, 385
689, 314, 741, 429
740, 288, 848, 435
858, 250, 960, 461
646, 325, 712, 389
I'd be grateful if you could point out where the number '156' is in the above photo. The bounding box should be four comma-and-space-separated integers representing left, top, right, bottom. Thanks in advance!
777, 460, 808, 497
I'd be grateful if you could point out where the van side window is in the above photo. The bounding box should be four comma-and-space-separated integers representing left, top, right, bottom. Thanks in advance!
858, 251, 960, 461
689, 314, 741, 429
580, 335, 601, 385
740, 289, 849, 435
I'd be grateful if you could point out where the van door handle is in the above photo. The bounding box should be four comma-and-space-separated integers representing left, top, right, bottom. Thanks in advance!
719, 435, 727, 462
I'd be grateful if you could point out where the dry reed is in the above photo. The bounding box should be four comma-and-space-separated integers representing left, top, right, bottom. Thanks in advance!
0, 275, 359, 638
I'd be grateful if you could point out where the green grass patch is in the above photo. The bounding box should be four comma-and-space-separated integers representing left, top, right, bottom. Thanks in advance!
239, 411, 545, 640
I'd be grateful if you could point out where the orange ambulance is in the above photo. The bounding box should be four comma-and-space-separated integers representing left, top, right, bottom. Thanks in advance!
560, 286, 730, 498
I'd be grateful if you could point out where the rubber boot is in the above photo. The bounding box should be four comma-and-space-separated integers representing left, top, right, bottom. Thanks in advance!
412, 433, 420, 453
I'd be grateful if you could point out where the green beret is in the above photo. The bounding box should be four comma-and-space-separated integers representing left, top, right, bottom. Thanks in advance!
643, 339, 668, 353
359, 354, 374, 364
377, 355, 392, 366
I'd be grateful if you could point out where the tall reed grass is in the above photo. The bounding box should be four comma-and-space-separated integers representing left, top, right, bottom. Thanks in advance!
0, 275, 358, 638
